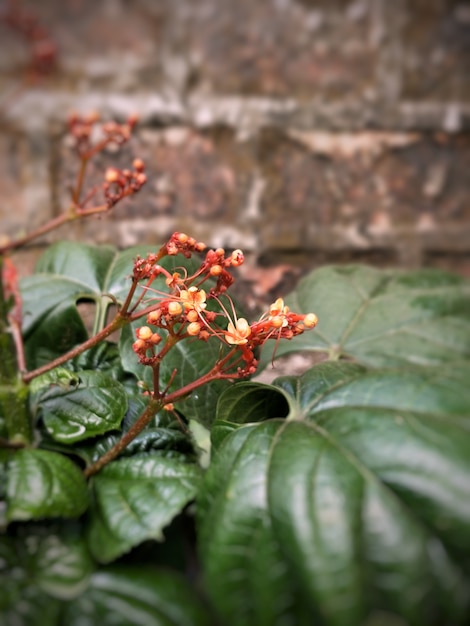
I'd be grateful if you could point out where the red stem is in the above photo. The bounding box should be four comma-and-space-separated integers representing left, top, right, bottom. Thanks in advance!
83, 396, 162, 478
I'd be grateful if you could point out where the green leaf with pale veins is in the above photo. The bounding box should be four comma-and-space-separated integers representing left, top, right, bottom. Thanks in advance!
262, 265, 470, 367
62, 567, 211, 626
87, 452, 202, 563
30, 368, 127, 443
6, 449, 89, 521
0, 523, 94, 603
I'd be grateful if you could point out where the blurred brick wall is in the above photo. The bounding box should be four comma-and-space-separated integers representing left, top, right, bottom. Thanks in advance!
1, 0, 469, 281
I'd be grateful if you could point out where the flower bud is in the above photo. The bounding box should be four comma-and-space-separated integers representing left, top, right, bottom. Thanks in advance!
231, 249, 244, 266
187, 321, 202, 336
186, 310, 199, 323
132, 339, 147, 353
168, 301, 183, 316
105, 168, 120, 183
303, 313, 318, 328
150, 333, 162, 345
147, 309, 162, 325
136, 326, 153, 340
132, 158, 145, 172
210, 264, 223, 276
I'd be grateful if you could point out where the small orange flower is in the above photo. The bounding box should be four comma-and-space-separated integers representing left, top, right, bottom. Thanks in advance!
180, 287, 207, 313
225, 318, 251, 345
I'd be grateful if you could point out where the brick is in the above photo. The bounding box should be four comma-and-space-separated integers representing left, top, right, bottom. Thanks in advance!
0, 131, 53, 246
402, 0, 470, 102
0, 0, 164, 91
257, 129, 470, 256
178, 0, 378, 99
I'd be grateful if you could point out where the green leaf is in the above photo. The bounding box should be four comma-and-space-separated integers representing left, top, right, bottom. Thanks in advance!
20, 242, 153, 366
197, 421, 313, 626
0, 523, 94, 601
0, 585, 62, 626
62, 567, 211, 626
87, 453, 202, 563
76, 427, 195, 465
264, 265, 470, 367
210, 381, 289, 449
22, 301, 88, 370
31, 368, 127, 443
216, 381, 289, 424
68, 341, 127, 380
6, 449, 89, 521
198, 362, 470, 625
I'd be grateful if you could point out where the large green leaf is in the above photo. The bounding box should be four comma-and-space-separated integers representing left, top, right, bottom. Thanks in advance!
0, 523, 94, 604
197, 421, 311, 626
87, 452, 202, 563
62, 567, 211, 626
198, 362, 470, 626
30, 368, 127, 443
264, 265, 470, 367
6, 449, 89, 521
0, 523, 93, 625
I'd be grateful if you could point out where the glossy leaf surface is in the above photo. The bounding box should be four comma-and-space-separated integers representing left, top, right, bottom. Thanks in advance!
30, 368, 127, 443
265, 265, 470, 367
6, 449, 89, 521
198, 362, 470, 625
0, 524, 93, 602
62, 567, 211, 626
87, 452, 202, 562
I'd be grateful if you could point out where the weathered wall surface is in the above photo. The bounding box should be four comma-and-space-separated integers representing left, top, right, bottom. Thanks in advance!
1, 0, 469, 282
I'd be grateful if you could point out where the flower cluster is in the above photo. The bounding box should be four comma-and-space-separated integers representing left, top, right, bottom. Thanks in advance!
131, 233, 318, 378
104, 159, 147, 208
67, 112, 139, 159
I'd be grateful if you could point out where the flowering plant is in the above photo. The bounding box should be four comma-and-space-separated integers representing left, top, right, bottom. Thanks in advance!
1, 114, 470, 626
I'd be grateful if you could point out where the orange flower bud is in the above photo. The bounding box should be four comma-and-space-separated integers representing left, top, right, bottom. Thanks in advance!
303, 313, 318, 328
186, 310, 199, 323
133, 158, 145, 171
136, 326, 152, 340
168, 301, 183, 316
210, 264, 223, 276
187, 321, 202, 336
147, 310, 162, 325
132, 339, 147, 353
231, 249, 244, 266
105, 168, 120, 183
